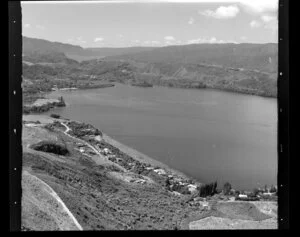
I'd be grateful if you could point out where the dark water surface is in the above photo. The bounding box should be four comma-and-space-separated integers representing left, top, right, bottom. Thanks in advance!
46, 84, 277, 190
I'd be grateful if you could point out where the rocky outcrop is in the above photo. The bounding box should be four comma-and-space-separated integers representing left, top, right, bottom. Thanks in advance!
23, 97, 66, 114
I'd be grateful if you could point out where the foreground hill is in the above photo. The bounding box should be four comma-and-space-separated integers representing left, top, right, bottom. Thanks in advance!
22, 115, 277, 230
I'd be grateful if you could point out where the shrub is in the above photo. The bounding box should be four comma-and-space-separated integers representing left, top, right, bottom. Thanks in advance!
253, 188, 260, 196
270, 185, 277, 193
50, 114, 61, 119
30, 141, 69, 156
223, 182, 232, 195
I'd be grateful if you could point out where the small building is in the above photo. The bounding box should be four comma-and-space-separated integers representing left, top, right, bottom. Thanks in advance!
79, 148, 85, 153
153, 169, 166, 175
187, 184, 198, 193
103, 148, 111, 155
238, 194, 248, 198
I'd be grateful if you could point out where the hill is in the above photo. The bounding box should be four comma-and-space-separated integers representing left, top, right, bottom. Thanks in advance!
104, 43, 278, 73
21, 115, 277, 230
22, 37, 278, 98
23, 36, 156, 62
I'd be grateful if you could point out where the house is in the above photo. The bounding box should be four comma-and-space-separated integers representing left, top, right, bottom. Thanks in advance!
103, 148, 111, 155
153, 169, 166, 175
187, 184, 198, 193
238, 194, 248, 198
79, 148, 85, 153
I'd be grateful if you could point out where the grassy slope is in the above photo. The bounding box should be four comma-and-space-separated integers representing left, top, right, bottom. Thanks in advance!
22, 119, 196, 230
22, 116, 277, 230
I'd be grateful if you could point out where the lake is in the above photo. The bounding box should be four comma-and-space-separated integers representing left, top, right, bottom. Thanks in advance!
46, 84, 277, 190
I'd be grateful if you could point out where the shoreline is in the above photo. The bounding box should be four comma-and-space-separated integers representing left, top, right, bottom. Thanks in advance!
23, 114, 278, 196
102, 133, 195, 182
22, 114, 193, 183
23, 86, 277, 191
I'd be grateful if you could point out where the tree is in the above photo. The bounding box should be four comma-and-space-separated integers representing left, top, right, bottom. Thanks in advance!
223, 182, 232, 195
253, 188, 260, 196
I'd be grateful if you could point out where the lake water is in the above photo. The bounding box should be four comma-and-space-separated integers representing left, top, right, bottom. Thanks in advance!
46, 84, 277, 190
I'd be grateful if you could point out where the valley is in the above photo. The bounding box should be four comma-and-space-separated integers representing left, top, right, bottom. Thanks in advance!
21, 37, 278, 230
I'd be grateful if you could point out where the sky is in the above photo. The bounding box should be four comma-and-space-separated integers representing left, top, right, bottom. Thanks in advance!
21, 0, 278, 48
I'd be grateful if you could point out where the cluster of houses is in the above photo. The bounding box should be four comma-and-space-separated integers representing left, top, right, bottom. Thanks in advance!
74, 142, 97, 157
95, 143, 201, 195
61, 120, 201, 195
48, 120, 278, 201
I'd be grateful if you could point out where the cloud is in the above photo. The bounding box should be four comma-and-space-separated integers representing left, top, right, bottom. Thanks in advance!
151, 41, 161, 45
131, 39, 140, 43
164, 36, 175, 41
249, 14, 277, 33
143, 40, 161, 46
94, 37, 104, 42
240, 36, 247, 40
250, 20, 261, 28
262, 15, 278, 36
200, 5, 240, 19
187, 37, 236, 44
261, 14, 277, 23
188, 17, 195, 24
67, 37, 87, 45
239, 0, 278, 15
36, 25, 45, 30
24, 23, 31, 28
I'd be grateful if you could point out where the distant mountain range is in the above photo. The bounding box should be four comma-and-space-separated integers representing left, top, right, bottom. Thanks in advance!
23, 36, 156, 62
23, 36, 277, 73
105, 43, 277, 73
22, 36, 278, 97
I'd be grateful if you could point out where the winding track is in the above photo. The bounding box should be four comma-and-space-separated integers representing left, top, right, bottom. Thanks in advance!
60, 122, 127, 170
61, 122, 103, 156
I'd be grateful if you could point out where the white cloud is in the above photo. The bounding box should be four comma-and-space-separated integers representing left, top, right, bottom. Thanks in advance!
188, 17, 195, 24
151, 41, 161, 45
240, 36, 247, 40
164, 36, 175, 41
249, 13, 277, 37
143, 40, 161, 46
200, 5, 240, 19
186, 37, 236, 44
239, 0, 278, 15
67, 37, 87, 45
131, 39, 140, 43
261, 14, 277, 23
94, 37, 104, 42
250, 20, 261, 28
263, 17, 278, 36
24, 23, 31, 28
36, 25, 45, 30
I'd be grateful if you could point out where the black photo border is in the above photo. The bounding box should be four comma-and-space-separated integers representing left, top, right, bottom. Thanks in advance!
9, 0, 290, 232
